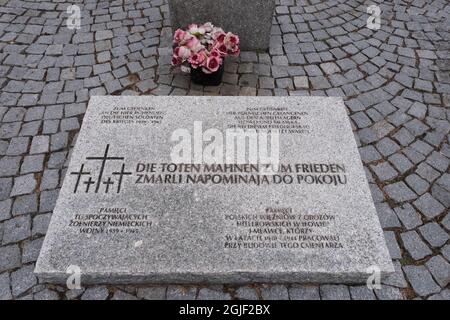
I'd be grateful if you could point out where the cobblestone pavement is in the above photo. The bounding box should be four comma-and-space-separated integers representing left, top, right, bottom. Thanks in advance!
0, 0, 449, 300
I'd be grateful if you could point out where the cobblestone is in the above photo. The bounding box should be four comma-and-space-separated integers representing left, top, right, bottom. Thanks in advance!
320, 285, 351, 300
0, 245, 21, 273
419, 223, 449, 248
2, 215, 31, 245
10, 265, 37, 297
413, 193, 445, 219
403, 265, 441, 297
401, 230, 432, 260
260, 285, 289, 300
80, 287, 109, 300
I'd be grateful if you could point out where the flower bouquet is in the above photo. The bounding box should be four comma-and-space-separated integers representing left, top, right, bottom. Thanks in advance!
172, 22, 240, 86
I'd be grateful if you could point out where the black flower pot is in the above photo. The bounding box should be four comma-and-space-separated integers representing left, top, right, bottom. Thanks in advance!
190, 63, 224, 86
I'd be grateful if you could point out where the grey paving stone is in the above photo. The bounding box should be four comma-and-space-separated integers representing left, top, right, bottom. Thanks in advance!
320, 285, 351, 300
30, 135, 49, 154
407, 102, 427, 118
401, 230, 432, 260
197, 288, 231, 300
288, 285, 320, 300
32, 213, 52, 236
419, 223, 449, 248
39, 189, 59, 213
65, 288, 85, 300
416, 163, 440, 182
42, 120, 59, 134
60, 118, 80, 131
34, 289, 60, 300
235, 286, 259, 300
12, 194, 37, 216
425, 255, 450, 287
349, 286, 376, 300
384, 231, 402, 259
40, 169, 59, 191
19, 121, 41, 137
0, 156, 21, 177
376, 202, 401, 228
258, 77, 274, 89
382, 260, 408, 288
293, 76, 309, 89
359, 145, 382, 163
166, 286, 196, 300
65, 103, 86, 118
50, 132, 68, 151
376, 138, 401, 157
436, 174, 450, 193
403, 265, 441, 297
0, 245, 21, 273
0, 272, 12, 300
384, 182, 417, 203
136, 286, 167, 300
0, 178, 13, 201
2, 215, 31, 244
374, 285, 404, 300
352, 112, 372, 129
442, 244, 450, 262
371, 162, 398, 181
413, 193, 445, 219
3, 108, 26, 122
47, 151, 67, 169
394, 204, 422, 230
320, 62, 340, 75
22, 237, 44, 264
389, 153, 413, 174
6, 137, 29, 156
260, 285, 289, 300
81, 287, 110, 300
426, 151, 449, 173
393, 128, 415, 146
111, 290, 138, 300
20, 154, 44, 174
10, 174, 36, 197
427, 289, 450, 300
0, 199, 12, 222
11, 264, 37, 297
405, 174, 429, 195
44, 105, 63, 120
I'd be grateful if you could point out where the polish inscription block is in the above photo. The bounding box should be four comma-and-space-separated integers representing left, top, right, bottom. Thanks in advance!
35, 96, 394, 284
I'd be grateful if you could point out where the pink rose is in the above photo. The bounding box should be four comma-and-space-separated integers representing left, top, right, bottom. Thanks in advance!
214, 43, 228, 56
173, 29, 186, 43
203, 55, 221, 73
171, 54, 181, 66
228, 34, 239, 46
188, 51, 206, 68
210, 48, 221, 58
202, 22, 214, 33
186, 37, 203, 53
174, 46, 191, 60
228, 47, 240, 56
215, 32, 226, 44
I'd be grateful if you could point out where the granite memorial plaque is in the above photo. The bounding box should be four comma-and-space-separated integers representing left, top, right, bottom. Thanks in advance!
35, 96, 394, 284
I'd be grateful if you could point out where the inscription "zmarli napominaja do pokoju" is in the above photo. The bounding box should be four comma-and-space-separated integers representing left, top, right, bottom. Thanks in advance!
134, 162, 348, 186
